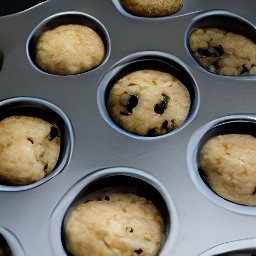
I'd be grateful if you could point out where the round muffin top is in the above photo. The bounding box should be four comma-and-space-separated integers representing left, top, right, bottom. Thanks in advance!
0, 116, 61, 185
64, 192, 165, 256
200, 134, 256, 206
189, 27, 256, 76
35, 24, 105, 75
120, 0, 183, 17
107, 69, 191, 136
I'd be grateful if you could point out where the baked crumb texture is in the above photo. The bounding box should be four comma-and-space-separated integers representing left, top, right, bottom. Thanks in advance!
200, 134, 256, 205
189, 27, 256, 76
0, 116, 61, 185
64, 193, 165, 256
120, 0, 183, 17
108, 69, 191, 136
35, 24, 105, 75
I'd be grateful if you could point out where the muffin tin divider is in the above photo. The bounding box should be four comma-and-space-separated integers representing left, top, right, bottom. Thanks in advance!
1, 0, 256, 255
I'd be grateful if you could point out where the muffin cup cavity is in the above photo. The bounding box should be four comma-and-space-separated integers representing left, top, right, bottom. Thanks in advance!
49, 167, 178, 256
0, 227, 24, 256
26, 11, 111, 75
0, 97, 74, 191
186, 10, 256, 76
187, 114, 256, 215
97, 51, 199, 140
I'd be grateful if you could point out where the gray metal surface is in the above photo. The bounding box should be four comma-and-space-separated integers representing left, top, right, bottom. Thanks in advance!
0, 0, 256, 255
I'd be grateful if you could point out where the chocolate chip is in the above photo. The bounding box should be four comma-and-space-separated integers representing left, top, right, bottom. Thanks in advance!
154, 102, 167, 114
212, 45, 224, 56
104, 195, 110, 201
147, 128, 158, 137
196, 45, 224, 58
126, 227, 133, 233
162, 120, 171, 133
154, 95, 170, 114
126, 95, 138, 113
134, 249, 143, 254
242, 64, 249, 74
196, 48, 212, 57
48, 126, 59, 141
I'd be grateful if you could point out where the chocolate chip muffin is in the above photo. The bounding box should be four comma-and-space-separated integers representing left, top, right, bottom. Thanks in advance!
35, 24, 105, 75
189, 27, 256, 76
200, 134, 256, 205
107, 69, 191, 136
0, 116, 61, 185
64, 192, 165, 256
120, 0, 183, 17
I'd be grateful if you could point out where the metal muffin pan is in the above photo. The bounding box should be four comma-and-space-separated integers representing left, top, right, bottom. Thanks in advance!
0, 227, 24, 256
0, 0, 256, 255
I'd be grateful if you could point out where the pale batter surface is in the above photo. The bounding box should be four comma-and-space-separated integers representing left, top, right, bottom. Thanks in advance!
120, 0, 182, 17
35, 24, 105, 75
0, 116, 61, 185
200, 134, 256, 205
108, 69, 191, 136
64, 193, 165, 256
189, 28, 256, 76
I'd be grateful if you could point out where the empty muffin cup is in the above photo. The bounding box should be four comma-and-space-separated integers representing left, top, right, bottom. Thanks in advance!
49, 167, 178, 256
187, 114, 256, 215
0, 97, 74, 191
26, 11, 110, 75
97, 52, 199, 140
186, 10, 256, 76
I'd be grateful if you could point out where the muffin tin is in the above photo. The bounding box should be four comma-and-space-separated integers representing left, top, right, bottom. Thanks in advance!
1, 0, 256, 255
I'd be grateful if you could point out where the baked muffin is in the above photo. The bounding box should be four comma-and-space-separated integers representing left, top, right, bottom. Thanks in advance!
107, 69, 191, 136
199, 134, 256, 205
0, 235, 11, 256
189, 27, 256, 76
64, 192, 165, 256
120, 0, 182, 17
35, 24, 105, 75
0, 116, 61, 185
